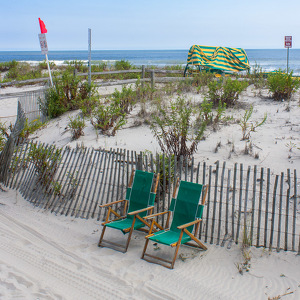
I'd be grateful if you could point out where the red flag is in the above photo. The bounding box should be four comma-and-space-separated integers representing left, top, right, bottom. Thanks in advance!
38, 18, 47, 34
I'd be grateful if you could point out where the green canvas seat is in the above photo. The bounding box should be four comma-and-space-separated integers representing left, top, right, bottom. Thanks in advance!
98, 169, 161, 253
141, 180, 208, 269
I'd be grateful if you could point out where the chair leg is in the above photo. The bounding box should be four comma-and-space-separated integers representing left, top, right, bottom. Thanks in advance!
124, 216, 137, 252
98, 225, 107, 247
171, 243, 182, 269
141, 237, 150, 259
170, 229, 184, 269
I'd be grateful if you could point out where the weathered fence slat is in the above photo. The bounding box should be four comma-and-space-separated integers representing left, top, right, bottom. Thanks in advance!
236, 163, 244, 244
285, 169, 291, 251
264, 168, 271, 248
277, 172, 284, 252
217, 162, 226, 245
210, 161, 219, 244
205, 165, 212, 243
257, 167, 264, 247
269, 175, 279, 250
292, 169, 297, 251
250, 165, 257, 245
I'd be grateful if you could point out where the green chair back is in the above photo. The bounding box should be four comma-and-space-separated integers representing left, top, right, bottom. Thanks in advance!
127, 170, 154, 219
170, 181, 203, 233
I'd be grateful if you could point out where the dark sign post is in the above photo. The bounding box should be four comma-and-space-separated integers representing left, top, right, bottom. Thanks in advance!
285, 36, 292, 72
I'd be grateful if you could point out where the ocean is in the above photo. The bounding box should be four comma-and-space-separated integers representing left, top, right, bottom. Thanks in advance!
0, 49, 299, 75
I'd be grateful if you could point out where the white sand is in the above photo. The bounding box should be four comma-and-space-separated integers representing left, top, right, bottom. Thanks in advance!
1, 83, 300, 299
1, 189, 299, 300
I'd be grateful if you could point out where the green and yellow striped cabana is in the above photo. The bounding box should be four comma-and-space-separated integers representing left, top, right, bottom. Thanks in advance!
184, 45, 250, 76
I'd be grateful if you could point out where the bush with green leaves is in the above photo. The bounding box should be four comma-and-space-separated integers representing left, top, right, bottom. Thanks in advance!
111, 86, 137, 114
40, 71, 98, 119
199, 98, 227, 126
151, 96, 206, 159
239, 105, 267, 140
68, 116, 86, 140
208, 77, 248, 107
4, 62, 43, 81
91, 100, 126, 136
0, 60, 18, 72
27, 143, 62, 191
19, 118, 44, 142
66, 60, 88, 73
248, 63, 266, 89
114, 60, 132, 70
91, 62, 108, 72
0, 122, 10, 152
267, 70, 300, 100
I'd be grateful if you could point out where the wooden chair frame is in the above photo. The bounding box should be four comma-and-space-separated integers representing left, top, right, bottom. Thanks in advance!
141, 181, 208, 269
98, 170, 162, 253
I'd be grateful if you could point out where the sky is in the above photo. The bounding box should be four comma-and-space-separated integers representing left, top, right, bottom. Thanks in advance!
0, 0, 300, 51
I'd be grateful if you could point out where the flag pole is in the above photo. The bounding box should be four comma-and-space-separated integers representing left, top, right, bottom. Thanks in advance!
38, 18, 53, 86
45, 53, 53, 86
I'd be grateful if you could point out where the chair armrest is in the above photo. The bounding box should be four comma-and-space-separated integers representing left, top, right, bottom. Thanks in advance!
143, 211, 169, 219
127, 206, 154, 216
177, 219, 202, 230
99, 199, 127, 208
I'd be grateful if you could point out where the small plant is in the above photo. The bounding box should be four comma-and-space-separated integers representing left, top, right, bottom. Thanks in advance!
248, 62, 266, 90
40, 71, 98, 119
114, 59, 132, 70
68, 116, 86, 140
208, 77, 248, 107
0, 122, 10, 152
267, 69, 300, 100
111, 86, 136, 114
239, 105, 267, 140
91, 100, 126, 136
236, 224, 252, 275
151, 96, 206, 160
19, 118, 44, 142
27, 143, 61, 191
200, 97, 213, 124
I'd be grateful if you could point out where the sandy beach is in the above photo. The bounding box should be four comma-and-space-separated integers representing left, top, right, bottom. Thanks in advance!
0, 81, 300, 299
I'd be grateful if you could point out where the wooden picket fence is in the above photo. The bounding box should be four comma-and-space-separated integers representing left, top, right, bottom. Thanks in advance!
0, 91, 299, 254
1, 140, 299, 254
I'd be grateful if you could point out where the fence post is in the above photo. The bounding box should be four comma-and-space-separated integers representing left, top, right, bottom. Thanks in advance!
151, 70, 155, 89
142, 65, 145, 88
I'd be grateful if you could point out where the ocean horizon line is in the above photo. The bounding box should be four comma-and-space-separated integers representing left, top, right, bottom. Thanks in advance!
1, 48, 300, 52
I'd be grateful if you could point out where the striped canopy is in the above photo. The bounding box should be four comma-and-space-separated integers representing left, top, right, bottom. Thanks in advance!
185, 45, 250, 73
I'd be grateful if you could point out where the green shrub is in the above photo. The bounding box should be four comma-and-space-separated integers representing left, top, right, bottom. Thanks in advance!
0, 122, 10, 152
19, 118, 44, 142
239, 105, 267, 140
192, 72, 214, 88
38, 60, 56, 70
111, 86, 137, 114
151, 96, 206, 159
4, 62, 43, 81
41, 86, 69, 119
91, 100, 126, 136
91, 62, 108, 72
114, 60, 132, 70
27, 143, 62, 191
200, 97, 213, 124
40, 71, 98, 119
248, 63, 266, 89
68, 116, 86, 140
208, 77, 248, 107
66, 60, 88, 73
0, 60, 18, 72
267, 70, 300, 100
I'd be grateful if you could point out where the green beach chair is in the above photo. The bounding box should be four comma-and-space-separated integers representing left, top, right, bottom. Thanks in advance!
98, 169, 161, 253
141, 179, 208, 269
